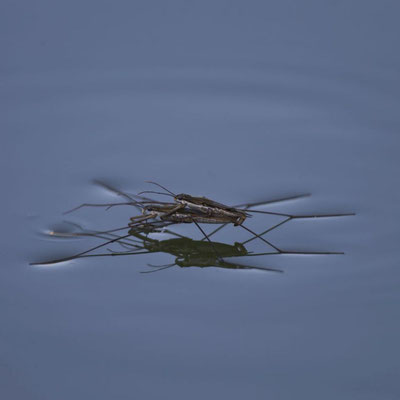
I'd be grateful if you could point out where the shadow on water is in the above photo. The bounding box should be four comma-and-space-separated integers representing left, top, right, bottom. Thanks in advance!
30, 181, 355, 273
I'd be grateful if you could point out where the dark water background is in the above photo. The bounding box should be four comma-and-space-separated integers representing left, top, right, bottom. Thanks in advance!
1, 1, 400, 399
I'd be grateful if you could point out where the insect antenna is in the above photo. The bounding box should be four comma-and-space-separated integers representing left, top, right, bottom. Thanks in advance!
137, 190, 174, 198
145, 181, 177, 196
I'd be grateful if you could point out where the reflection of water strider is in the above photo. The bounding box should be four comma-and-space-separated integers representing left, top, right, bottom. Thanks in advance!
127, 229, 284, 273
30, 219, 346, 273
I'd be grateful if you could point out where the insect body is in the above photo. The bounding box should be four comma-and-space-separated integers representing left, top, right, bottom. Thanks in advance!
139, 182, 249, 225
173, 194, 248, 225
129, 204, 242, 227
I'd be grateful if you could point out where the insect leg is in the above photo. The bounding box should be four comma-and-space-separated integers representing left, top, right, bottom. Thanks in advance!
244, 210, 355, 218
140, 264, 177, 274
234, 193, 311, 208
241, 217, 292, 245
217, 259, 284, 273
192, 220, 224, 261
241, 218, 345, 254
63, 202, 135, 215
238, 224, 282, 253
201, 223, 229, 241
94, 180, 162, 211
30, 233, 133, 265
159, 203, 185, 217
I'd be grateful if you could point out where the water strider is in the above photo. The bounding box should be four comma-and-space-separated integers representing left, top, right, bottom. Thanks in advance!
114, 227, 284, 274
30, 214, 344, 267
30, 222, 342, 272
39, 180, 354, 265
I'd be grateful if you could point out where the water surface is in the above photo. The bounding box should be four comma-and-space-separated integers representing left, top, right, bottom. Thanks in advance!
1, 1, 400, 399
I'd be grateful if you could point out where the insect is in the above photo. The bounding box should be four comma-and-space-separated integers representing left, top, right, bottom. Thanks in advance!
30, 212, 344, 267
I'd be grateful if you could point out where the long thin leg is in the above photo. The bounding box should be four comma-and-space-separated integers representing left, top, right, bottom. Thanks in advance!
193, 220, 223, 261
94, 180, 164, 211
203, 196, 309, 240
161, 229, 188, 239
129, 213, 157, 226
94, 225, 132, 234
30, 233, 133, 265
240, 218, 344, 254
240, 209, 356, 218
241, 217, 292, 245
280, 250, 344, 255
202, 223, 229, 241
75, 250, 154, 258
63, 202, 135, 215
59, 222, 144, 248
94, 180, 138, 202
50, 228, 140, 250
243, 250, 344, 256
234, 193, 311, 208
291, 213, 356, 218
65, 180, 166, 215
59, 221, 132, 236
218, 260, 284, 273
140, 264, 176, 274
202, 202, 256, 241
205, 215, 292, 244
239, 224, 282, 253
159, 203, 185, 217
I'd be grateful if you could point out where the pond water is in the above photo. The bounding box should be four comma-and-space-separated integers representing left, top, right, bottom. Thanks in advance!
1, 1, 400, 399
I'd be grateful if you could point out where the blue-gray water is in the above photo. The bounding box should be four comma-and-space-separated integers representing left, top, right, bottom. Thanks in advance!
1, 1, 400, 399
